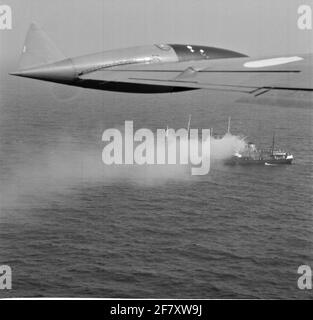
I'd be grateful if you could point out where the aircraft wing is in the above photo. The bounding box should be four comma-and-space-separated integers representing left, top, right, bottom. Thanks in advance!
11, 24, 313, 96
79, 54, 313, 96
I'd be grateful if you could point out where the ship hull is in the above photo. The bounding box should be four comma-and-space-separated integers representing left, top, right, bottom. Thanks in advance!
224, 158, 293, 166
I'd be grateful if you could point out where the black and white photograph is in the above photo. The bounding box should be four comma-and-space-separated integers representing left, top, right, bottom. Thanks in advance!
0, 0, 313, 308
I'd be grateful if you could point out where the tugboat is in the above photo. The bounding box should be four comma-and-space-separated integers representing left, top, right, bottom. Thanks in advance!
225, 133, 294, 165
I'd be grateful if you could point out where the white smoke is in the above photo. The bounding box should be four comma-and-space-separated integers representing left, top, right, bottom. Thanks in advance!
210, 133, 246, 161
0, 132, 246, 210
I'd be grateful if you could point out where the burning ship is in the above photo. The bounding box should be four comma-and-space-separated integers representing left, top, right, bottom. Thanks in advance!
225, 134, 294, 165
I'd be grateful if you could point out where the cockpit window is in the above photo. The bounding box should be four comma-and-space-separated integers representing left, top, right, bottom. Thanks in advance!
169, 44, 246, 62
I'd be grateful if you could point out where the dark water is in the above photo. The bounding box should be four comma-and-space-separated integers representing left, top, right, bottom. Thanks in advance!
0, 76, 312, 298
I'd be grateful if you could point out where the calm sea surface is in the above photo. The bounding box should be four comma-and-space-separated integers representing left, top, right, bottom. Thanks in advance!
0, 76, 312, 298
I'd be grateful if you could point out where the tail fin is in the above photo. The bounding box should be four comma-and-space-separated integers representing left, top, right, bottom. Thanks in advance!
18, 22, 65, 69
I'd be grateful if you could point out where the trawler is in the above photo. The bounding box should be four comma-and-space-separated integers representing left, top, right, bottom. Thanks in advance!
225, 134, 294, 165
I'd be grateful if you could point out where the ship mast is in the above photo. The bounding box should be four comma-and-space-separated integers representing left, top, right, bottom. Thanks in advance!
165, 125, 169, 138
227, 116, 231, 134
187, 114, 191, 139
271, 132, 275, 156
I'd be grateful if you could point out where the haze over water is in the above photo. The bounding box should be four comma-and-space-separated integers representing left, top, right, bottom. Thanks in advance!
0, 75, 312, 298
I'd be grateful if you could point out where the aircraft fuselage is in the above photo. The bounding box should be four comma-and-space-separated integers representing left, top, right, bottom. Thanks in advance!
11, 44, 246, 93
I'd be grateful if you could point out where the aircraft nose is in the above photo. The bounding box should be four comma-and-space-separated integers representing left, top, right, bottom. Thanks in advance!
10, 58, 77, 82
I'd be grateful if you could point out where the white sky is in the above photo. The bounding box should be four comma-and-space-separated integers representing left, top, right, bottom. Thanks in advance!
1, 0, 313, 66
